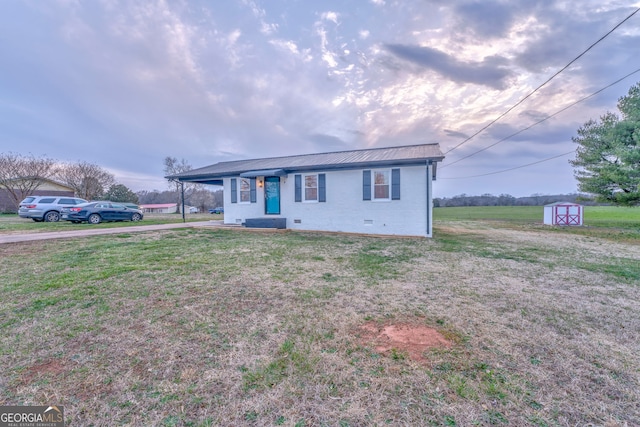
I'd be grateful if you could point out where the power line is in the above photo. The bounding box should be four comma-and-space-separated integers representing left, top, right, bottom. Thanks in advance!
443, 6, 640, 156
441, 67, 640, 169
440, 150, 576, 180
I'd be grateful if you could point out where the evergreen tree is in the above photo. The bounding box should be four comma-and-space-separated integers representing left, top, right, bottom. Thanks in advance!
570, 83, 640, 206
104, 184, 139, 203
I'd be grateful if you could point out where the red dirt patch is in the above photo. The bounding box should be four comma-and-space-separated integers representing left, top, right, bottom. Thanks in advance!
359, 321, 452, 364
20, 359, 67, 384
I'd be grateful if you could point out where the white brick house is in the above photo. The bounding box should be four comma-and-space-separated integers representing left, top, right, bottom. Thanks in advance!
168, 144, 444, 237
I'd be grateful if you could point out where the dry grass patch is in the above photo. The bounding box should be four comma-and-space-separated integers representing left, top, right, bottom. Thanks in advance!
1, 224, 639, 426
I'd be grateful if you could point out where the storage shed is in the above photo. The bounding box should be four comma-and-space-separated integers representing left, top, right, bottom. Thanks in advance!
543, 202, 583, 226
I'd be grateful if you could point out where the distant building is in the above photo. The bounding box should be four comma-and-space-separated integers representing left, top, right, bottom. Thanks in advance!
139, 203, 178, 214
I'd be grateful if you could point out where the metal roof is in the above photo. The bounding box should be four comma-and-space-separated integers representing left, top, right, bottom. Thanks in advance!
169, 143, 444, 182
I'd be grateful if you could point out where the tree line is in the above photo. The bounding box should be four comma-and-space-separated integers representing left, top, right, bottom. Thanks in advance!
434, 193, 598, 207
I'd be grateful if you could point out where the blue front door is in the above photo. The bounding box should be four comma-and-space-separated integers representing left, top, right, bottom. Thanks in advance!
265, 177, 280, 215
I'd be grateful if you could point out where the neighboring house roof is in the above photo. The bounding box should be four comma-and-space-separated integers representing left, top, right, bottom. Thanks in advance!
3, 177, 74, 192
140, 203, 178, 209
168, 143, 444, 184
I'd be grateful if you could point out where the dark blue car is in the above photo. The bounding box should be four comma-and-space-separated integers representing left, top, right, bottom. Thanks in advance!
61, 201, 144, 224
209, 207, 224, 214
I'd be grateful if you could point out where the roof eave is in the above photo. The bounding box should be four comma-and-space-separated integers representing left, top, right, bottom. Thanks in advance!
171, 156, 445, 182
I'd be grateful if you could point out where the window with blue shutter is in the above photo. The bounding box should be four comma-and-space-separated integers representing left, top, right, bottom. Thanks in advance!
363, 170, 371, 200
318, 173, 326, 202
239, 178, 251, 203
373, 170, 390, 199
250, 178, 256, 203
230, 178, 237, 203
295, 174, 302, 202
391, 168, 400, 200
295, 173, 326, 202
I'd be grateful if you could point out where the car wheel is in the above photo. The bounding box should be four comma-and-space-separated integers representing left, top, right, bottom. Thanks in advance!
44, 211, 60, 222
131, 213, 142, 222
88, 213, 102, 224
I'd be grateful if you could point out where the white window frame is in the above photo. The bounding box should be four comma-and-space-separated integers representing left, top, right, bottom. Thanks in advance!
239, 178, 251, 204
373, 169, 391, 201
303, 173, 319, 202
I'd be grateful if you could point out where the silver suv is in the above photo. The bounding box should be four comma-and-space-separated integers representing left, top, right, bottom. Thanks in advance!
18, 196, 88, 222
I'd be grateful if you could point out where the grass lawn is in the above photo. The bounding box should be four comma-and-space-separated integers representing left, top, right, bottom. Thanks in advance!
434, 205, 640, 226
435, 206, 640, 243
1, 217, 639, 425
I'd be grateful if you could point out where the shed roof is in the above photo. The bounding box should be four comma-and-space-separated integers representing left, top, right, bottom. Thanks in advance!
168, 143, 444, 183
544, 201, 582, 207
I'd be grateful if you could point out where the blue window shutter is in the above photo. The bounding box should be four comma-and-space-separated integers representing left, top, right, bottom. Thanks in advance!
318, 174, 326, 202
230, 178, 237, 203
391, 168, 400, 200
295, 174, 302, 202
250, 178, 257, 203
363, 170, 371, 200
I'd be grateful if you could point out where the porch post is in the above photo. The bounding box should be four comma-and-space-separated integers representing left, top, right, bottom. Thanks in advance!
181, 182, 185, 223
426, 161, 433, 237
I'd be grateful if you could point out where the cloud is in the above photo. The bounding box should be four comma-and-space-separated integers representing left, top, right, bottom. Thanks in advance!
384, 44, 514, 89
453, 1, 517, 38
519, 109, 550, 122
321, 11, 340, 24
512, 3, 640, 77
308, 133, 349, 152
269, 38, 297, 55
444, 129, 470, 139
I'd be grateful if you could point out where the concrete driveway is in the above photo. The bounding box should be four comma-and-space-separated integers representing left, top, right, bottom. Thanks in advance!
0, 221, 223, 244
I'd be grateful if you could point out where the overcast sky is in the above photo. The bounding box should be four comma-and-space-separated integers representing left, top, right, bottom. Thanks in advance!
1, 1, 639, 197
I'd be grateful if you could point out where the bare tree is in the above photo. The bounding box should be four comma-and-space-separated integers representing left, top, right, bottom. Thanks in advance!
164, 157, 192, 214
0, 152, 57, 208
56, 161, 115, 200
211, 189, 223, 207
188, 184, 214, 212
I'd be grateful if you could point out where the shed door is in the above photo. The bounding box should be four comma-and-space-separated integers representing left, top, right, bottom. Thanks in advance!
567, 205, 581, 225
555, 205, 581, 225
265, 177, 280, 215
